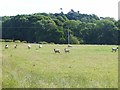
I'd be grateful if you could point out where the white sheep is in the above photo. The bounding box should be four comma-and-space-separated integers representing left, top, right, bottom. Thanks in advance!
5, 45, 8, 49
14, 44, 17, 48
112, 47, 118, 52
64, 48, 70, 53
39, 44, 42, 48
68, 44, 72, 47
54, 49, 60, 53
28, 45, 31, 49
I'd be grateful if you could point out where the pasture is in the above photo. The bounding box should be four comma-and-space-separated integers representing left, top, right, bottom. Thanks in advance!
1, 42, 118, 88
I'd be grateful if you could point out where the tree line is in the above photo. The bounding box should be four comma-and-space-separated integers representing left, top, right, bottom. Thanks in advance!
1, 10, 120, 44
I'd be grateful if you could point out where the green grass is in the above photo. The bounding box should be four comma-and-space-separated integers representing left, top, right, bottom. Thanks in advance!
1, 42, 118, 88
0, 42, 2, 89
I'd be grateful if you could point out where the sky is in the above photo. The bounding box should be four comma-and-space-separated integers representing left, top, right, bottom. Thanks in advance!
0, 0, 119, 20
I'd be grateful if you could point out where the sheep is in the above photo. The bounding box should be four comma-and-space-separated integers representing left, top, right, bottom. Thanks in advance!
64, 48, 70, 53
39, 44, 42, 48
68, 44, 72, 47
14, 44, 17, 48
54, 49, 60, 53
112, 47, 118, 52
28, 45, 31, 49
5, 45, 8, 49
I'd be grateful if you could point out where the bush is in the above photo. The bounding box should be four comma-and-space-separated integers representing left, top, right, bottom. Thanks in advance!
38, 41, 48, 44
14, 40, 21, 43
22, 41, 27, 43
79, 38, 84, 44
4, 39, 13, 42
70, 35, 80, 44
49, 42, 55, 44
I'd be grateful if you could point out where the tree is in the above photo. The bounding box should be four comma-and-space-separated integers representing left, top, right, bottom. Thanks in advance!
2, 10, 118, 44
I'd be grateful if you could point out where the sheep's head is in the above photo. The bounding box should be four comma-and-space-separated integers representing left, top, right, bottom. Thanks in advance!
117, 47, 119, 49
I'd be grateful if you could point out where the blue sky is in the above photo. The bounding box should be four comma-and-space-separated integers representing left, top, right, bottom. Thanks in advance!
0, 0, 119, 20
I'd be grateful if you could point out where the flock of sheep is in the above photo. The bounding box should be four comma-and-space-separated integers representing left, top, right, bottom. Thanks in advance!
5, 44, 42, 49
4, 44, 119, 53
4, 44, 71, 53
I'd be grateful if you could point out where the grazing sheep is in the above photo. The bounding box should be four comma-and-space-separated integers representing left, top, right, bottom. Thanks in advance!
54, 49, 60, 53
68, 44, 72, 47
39, 44, 42, 48
112, 47, 118, 52
5, 45, 8, 49
14, 44, 17, 48
28, 45, 31, 49
64, 48, 70, 53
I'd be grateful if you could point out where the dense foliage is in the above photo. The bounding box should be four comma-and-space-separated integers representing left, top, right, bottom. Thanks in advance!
1, 10, 119, 44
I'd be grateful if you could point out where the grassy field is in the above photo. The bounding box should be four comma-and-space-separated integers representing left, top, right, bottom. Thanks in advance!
1, 42, 118, 88
0, 42, 2, 89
